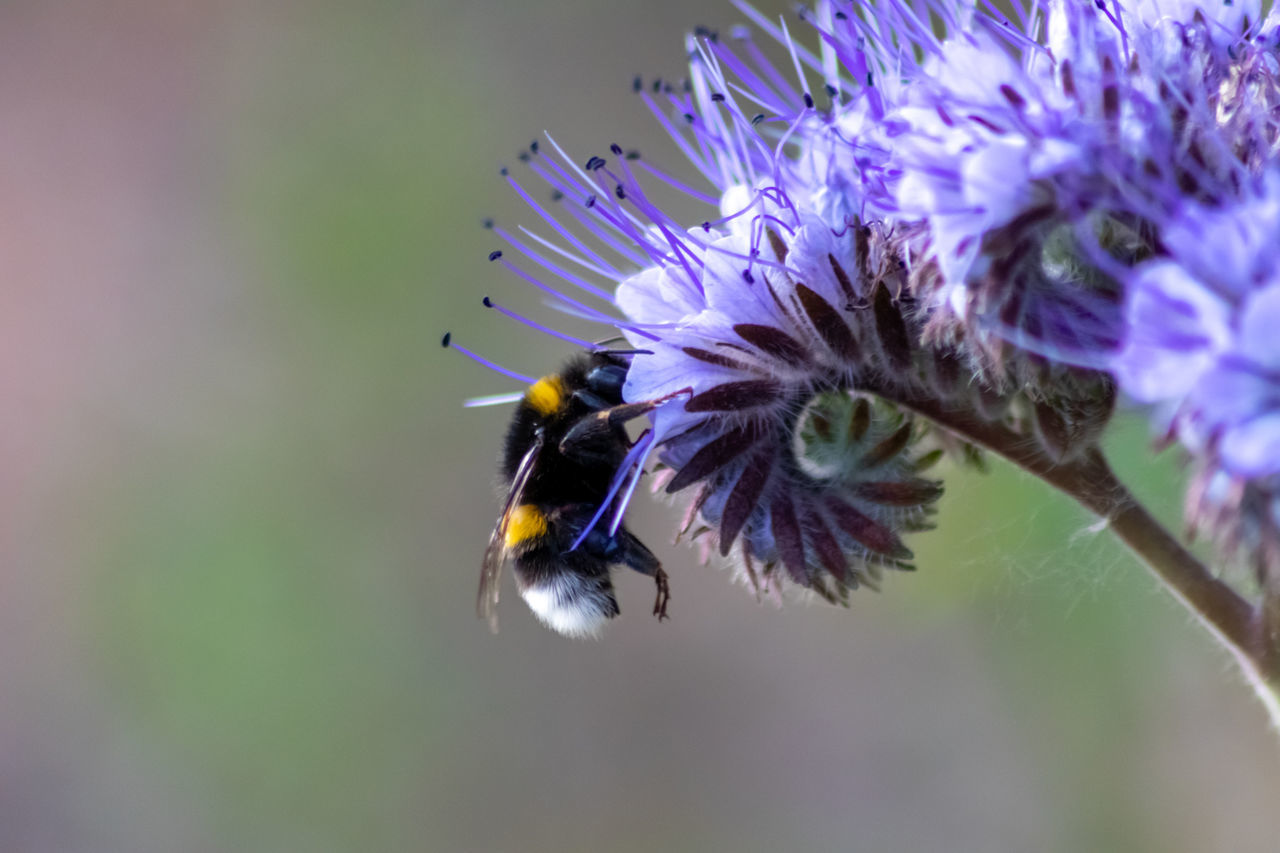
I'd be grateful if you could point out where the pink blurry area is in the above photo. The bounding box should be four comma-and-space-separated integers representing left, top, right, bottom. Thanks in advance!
0, 2, 242, 849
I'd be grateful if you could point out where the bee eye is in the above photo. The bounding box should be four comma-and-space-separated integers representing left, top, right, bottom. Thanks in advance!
586, 364, 626, 400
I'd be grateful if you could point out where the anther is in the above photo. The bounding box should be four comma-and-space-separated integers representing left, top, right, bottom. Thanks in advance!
999, 84, 1026, 110
488, 250, 503, 262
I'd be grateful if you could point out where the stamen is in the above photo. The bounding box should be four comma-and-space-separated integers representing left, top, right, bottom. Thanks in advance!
603, 156, 707, 275
567, 434, 655, 552
609, 429, 659, 535
525, 158, 655, 265
501, 172, 623, 279
528, 161, 653, 266
541, 153, 679, 270
463, 392, 526, 408
544, 135, 663, 239
543, 298, 665, 342
440, 333, 535, 384
493, 225, 617, 302
707, 39, 791, 114
494, 257, 625, 328
633, 159, 718, 205
691, 40, 764, 188
730, 1, 827, 80
730, 12, 804, 102
516, 225, 625, 283
482, 296, 596, 349
640, 90, 722, 185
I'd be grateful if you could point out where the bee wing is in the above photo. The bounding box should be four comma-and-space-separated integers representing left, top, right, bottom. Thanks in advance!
478, 431, 544, 633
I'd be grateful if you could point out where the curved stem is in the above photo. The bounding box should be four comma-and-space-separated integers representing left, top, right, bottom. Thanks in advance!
883, 390, 1280, 726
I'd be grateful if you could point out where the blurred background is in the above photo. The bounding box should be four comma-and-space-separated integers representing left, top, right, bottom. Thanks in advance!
3, 0, 1277, 850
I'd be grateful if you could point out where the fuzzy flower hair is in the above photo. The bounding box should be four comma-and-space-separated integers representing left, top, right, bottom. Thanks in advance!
469, 0, 1280, 603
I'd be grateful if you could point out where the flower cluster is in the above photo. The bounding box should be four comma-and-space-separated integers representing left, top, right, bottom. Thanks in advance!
474, 0, 1280, 603
1119, 174, 1280, 567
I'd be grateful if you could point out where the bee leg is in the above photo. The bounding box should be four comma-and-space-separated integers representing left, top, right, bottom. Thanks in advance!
599, 387, 693, 429
610, 527, 670, 623
559, 387, 693, 462
559, 409, 629, 465
577, 523, 672, 623
652, 567, 670, 621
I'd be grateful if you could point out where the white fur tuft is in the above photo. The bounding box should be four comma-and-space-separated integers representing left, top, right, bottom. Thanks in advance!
520, 577, 615, 638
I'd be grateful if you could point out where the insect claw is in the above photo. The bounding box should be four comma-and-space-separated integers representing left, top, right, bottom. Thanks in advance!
653, 567, 671, 621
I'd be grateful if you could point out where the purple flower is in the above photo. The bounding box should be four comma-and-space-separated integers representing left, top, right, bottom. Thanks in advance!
480, 5, 966, 598
877, 0, 1278, 370
467, 0, 1280, 600
1114, 172, 1280, 560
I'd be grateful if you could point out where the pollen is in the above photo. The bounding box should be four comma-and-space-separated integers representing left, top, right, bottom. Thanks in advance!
525, 375, 566, 417
505, 504, 549, 548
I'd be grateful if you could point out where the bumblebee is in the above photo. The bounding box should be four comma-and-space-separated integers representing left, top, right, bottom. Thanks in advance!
479, 351, 678, 637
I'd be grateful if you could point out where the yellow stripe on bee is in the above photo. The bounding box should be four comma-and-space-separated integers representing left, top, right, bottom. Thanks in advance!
525, 374, 566, 417
505, 504, 549, 548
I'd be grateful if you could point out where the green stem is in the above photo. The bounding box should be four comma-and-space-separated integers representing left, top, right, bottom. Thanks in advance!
886, 391, 1280, 728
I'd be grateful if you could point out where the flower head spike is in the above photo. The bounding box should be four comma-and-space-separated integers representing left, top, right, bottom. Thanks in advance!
460, 0, 1280, 627
466, 1, 1101, 609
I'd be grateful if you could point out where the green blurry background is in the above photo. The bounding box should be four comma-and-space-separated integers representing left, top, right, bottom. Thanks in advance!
6, 1, 1277, 850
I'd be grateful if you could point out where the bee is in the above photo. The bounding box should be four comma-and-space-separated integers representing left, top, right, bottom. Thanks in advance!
479, 351, 683, 637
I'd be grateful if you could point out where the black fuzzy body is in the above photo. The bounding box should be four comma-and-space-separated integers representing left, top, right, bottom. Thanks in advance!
481, 351, 664, 635
500, 353, 629, 515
